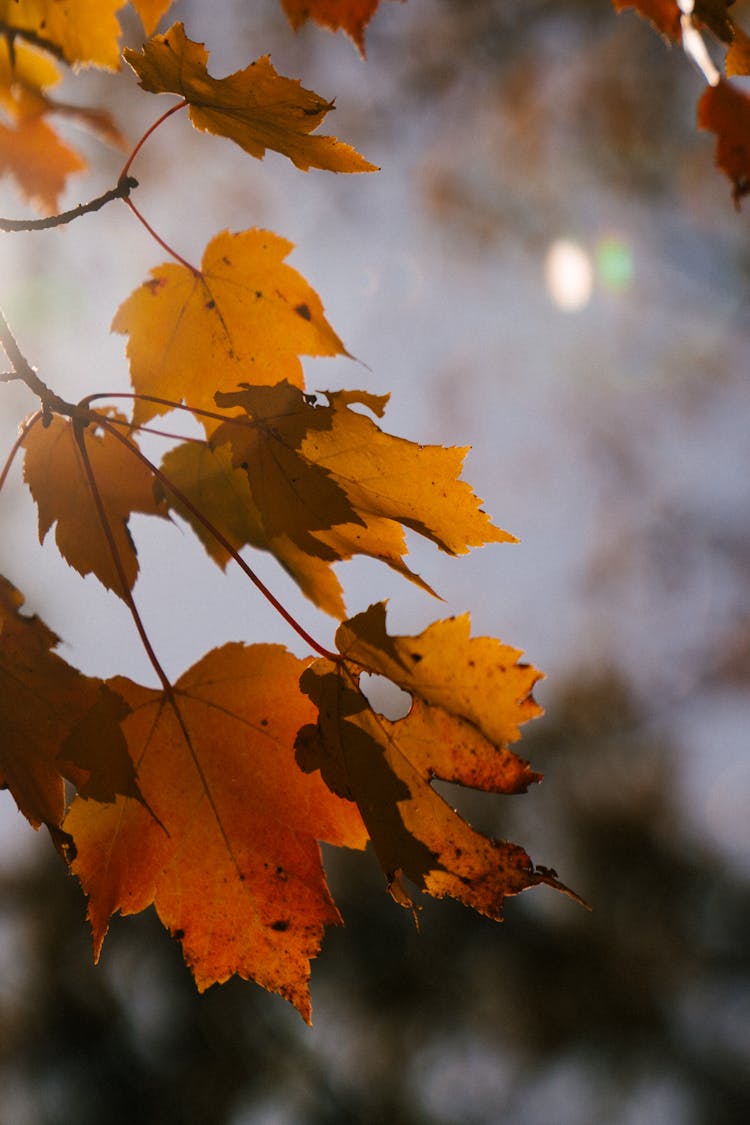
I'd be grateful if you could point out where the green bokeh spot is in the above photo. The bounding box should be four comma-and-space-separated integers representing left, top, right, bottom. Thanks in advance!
596, 238, 633, 292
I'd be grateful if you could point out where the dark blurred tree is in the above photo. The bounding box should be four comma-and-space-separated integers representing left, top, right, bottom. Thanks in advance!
2, 669, 749, 1125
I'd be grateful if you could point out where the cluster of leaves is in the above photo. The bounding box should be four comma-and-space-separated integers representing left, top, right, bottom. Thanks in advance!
0, 0, 575, 1020
613, 0, 750, 205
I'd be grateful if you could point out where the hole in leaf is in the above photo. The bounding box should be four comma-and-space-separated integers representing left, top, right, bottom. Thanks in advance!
359, 673, 411, 720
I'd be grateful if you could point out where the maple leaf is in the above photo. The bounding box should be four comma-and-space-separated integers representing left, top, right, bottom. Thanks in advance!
0, 576, 140, 833
0, 36, 59, 119
22, 414, 166, 597
611, 0, 737, 43
123, 22, 377, 173
698, 78, 750, 205
130, 0, 174, 36
157, 440, 350, 618
296, 603, 572, 916
280, 0, 395, 54
726, 24, 750, 75
112, 229, 347, 429
64, 644, 368, 1020
0, 115, 85, 213
210, 382, 512, 579
0, 0, 124, 69
611, 0, 682, 40
0, 37, 124, 211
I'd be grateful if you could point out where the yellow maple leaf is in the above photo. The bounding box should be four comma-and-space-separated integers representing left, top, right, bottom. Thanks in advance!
211, 382, 512, 574
123, 22, 377, 172
158, 440, 350, 618
0, 0, 124, 69
296, 603, 573, 917
0, 37, 59, 119
65, 644, 368, 1020
130, 0, 173, 36
112, 229, 348, 429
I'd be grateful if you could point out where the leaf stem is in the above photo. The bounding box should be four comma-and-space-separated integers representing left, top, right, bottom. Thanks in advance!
0, 176, 139, 233
72, 417, 175, 695
0, 410, 42, 495
94, 413, 340, 662
122, 196, 200, 274
119, 99, 188, 180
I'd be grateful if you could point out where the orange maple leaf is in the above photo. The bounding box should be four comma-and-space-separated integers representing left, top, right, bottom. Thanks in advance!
22, 414, 167, 597
0, 576, 141, 833
65, 644, 368, 1021
296, 603, 574, 915
0, 115, 85, 213
124, 22, 377, 173
698, 78, 750, 205
130, 0, 174, 36
112, 229, 347, 429
280, 0, 398, 54
0, 37, 124, 212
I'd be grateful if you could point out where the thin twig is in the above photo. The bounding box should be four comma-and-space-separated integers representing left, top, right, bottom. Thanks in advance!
0, 23, 66, 64
0, 308, 76, 420
0, 176, 138, 232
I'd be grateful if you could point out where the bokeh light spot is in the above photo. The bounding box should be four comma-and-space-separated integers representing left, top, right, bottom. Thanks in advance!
544, 239, 593, 312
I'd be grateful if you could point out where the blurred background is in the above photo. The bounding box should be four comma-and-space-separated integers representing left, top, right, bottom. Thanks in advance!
1, 0, 749, 1121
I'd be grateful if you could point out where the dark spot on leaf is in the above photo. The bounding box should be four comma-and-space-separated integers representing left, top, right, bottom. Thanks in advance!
173, 928, 185, 940
206, 299, 216, 310
255, 290, 263, 299
410, 652, 423, 663
295, 302, 312, 321
271, 920, 289, 932
260, 718, 268, 727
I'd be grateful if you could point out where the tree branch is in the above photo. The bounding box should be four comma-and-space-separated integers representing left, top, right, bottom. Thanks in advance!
0, 308, 77, 421
0, 175, 138, 233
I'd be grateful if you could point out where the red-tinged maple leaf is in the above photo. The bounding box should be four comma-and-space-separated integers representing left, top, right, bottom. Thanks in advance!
22, 414, 167, 597
124, 22, 377, 173
611, 0, 736, 42
296, 603, 578, 916
611, 0, 682, 40
0, 576, 141, 834
280, 0, 400, 54
112, 229, 347, 430
64, 644, 368, 1021
698, 79, 750, 205
0, 0, 124, 69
